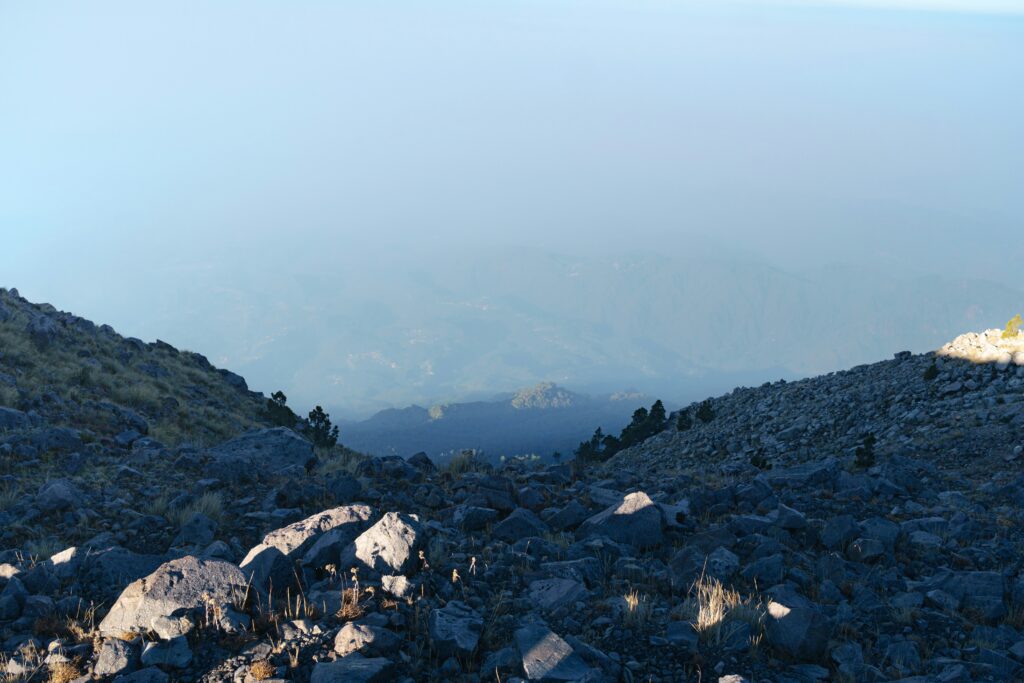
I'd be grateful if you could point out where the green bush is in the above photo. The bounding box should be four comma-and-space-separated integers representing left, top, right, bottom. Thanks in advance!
574, 399, 668, 462
1003, 313, 1022, 339
854, 432, 876, 470
923, 361, 938, 381
264, 390, 298, 427
696, 399, 714, 423
750, 450, 772, 470
676, 409, 692, 431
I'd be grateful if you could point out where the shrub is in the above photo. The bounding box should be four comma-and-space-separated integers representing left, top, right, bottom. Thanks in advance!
249, 661, 275, 681
676, 409, 692, 431
574, 399, 669, 463
750, 450, 772, 470
445, 449, 478, 474
1004, 314, 1022, 339
264, 390, 298, 427
854, 432, 876, 470
923, 361, 938, 381
696, 399, 714, 423
307, 405, 339, 448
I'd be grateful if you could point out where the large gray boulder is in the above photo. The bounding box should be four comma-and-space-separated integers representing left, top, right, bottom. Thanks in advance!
765, 598, 831, 661
94, 637, 142, 677
515, 623, 593, 681
492, 507, 549, 544
576, 491, 664, 548
528, 578, 589, 611
205, 428, 316, 480
171, 513, 217, 549
341, 512, 424, 575
78, 547, 167, 604
26, 315, 58, 349
310, 655, 395, 683
36, 478, 81, 512
240, 505, 373, 591
920, 570, 1007, 622
429, 600, 483, 657
764, 457, 839, 489
31, 427, 82, 453
98, 556, 250, 638
0, 407, 29, 432
334, 622, 403, 657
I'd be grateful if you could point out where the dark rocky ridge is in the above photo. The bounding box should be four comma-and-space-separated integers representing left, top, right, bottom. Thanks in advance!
2, 290, 1024, 682
340, 383, 647, 464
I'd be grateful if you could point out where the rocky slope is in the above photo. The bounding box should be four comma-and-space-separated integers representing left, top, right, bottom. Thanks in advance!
0, 287, 265, 447
3, 294, 1024, 683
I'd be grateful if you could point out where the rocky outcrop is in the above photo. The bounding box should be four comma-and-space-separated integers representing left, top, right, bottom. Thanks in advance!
341, 511, 424, 575
98, 556, 250, 638
239, 505, 373, 590
205, 427, 317, 480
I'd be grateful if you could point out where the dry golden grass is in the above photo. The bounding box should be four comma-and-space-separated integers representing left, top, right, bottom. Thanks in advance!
678, 576, 764, 646
623, 589, 653, 628
337, 587, 364, 621
249, 660, 275, 680
46, 661, 82, 683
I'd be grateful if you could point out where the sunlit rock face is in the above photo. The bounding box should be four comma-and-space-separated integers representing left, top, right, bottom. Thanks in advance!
938, 328, 1024, 366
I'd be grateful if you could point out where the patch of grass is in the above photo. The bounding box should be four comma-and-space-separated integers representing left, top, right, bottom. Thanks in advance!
24, 537, 64, 561
623, 589, 652, 629
318, 447, 365, 477
0, 483, 22, 511
152, 491, 224, 528
0, 385, 19, 408
679, 576, 764, 646
47, 661, 82, 683
445, 449, 479, 475
1003, 603, 1024, 630
336, 587, 364, 621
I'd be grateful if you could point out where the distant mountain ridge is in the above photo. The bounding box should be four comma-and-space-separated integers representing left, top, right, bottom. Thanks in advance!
61, 245, 1023, 418
339, 382, 650, 461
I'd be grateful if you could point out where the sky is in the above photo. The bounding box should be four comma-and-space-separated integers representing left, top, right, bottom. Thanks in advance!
1, 0, 1022, 410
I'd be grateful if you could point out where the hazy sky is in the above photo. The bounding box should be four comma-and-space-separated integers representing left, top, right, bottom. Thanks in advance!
2, 0, 1022, 336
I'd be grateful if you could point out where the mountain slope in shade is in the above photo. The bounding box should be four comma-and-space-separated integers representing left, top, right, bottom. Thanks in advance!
339, 382, 652, 461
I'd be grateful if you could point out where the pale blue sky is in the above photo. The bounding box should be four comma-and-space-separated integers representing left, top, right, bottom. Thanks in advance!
1, 0, 1022, 339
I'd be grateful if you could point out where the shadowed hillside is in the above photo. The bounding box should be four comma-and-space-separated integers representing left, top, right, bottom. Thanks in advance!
340, 382, 650, 462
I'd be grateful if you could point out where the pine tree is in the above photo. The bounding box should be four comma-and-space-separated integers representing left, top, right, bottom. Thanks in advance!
648, 400, 667, 431
696, 399, 714, 423
676, 409, 692, 431
307, 405, 339, 448
264, 390, 298, 427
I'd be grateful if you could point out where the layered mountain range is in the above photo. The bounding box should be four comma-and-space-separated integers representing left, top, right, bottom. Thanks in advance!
46, 246, 1024, 417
